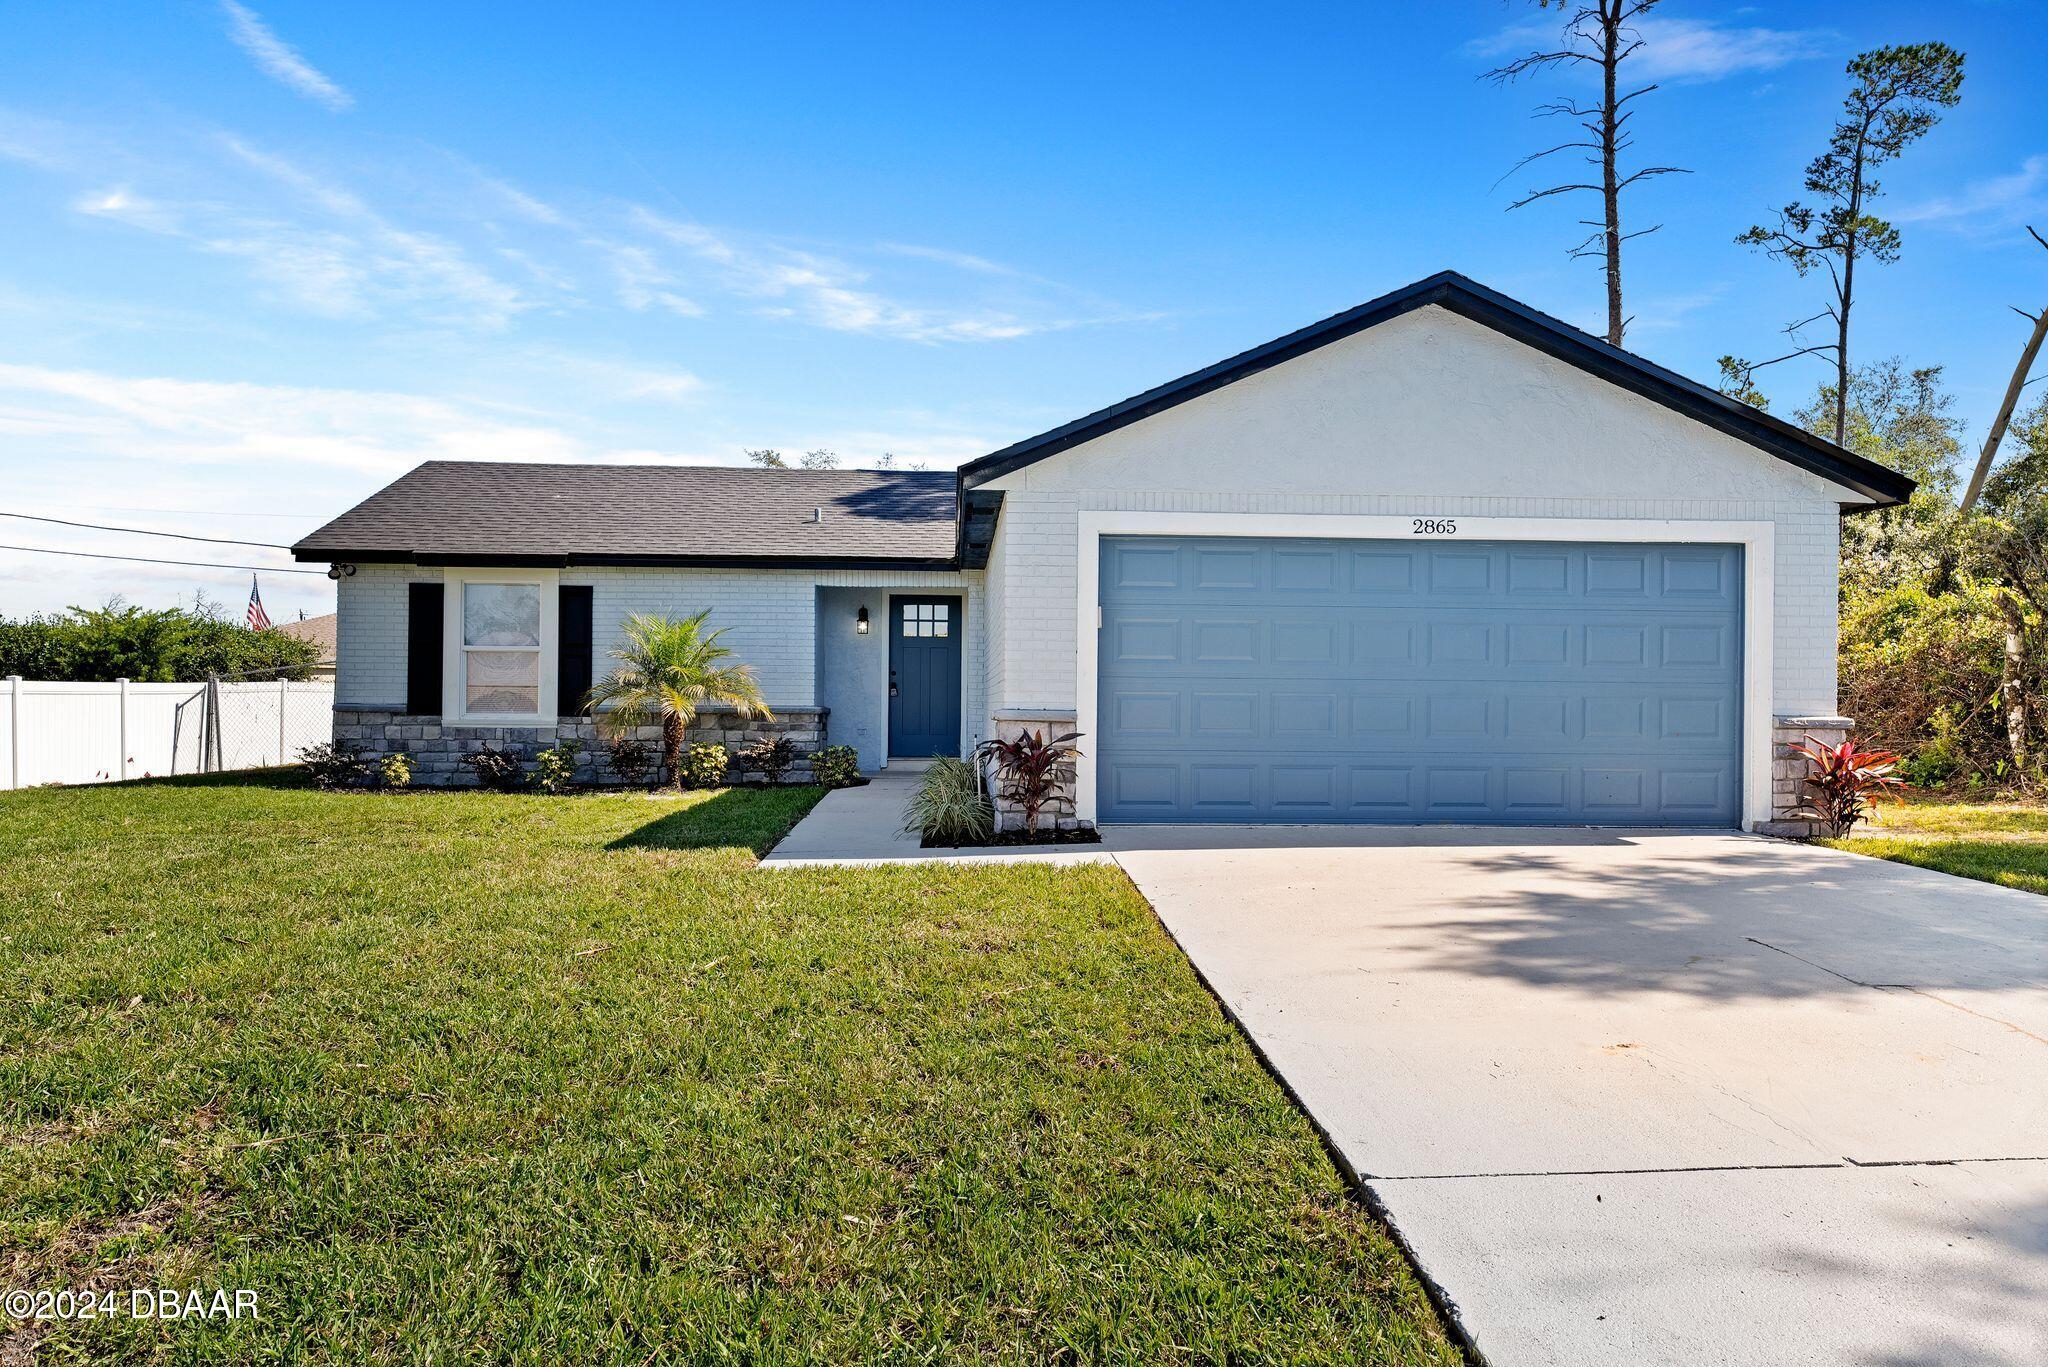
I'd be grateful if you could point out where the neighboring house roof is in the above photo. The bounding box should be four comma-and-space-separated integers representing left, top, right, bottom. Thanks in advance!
274, 612, 337, 662
956, 270, 1916, 508
292, 463, 959, 568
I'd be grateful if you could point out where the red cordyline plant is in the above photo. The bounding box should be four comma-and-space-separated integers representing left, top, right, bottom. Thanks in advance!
1790, 736, 1907, 836
975, 729, 1083, 835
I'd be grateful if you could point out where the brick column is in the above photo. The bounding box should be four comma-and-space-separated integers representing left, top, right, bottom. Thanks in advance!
987, 708, 1084, 832
1762, 714, 1853, 837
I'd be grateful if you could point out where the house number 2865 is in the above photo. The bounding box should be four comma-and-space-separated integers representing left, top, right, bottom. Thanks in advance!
1411, 518, 1458, 535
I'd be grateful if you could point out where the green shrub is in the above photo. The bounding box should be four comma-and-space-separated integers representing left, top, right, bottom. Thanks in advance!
810, 745, 860, 789
681, 741, 729, 789
605, 735, 652, 787
377, 752, 415, 789
738, 735, 798, 785
901, 756, 993, 845
1840, 580, 2015, 784
461, 743, 527, 791
299, 741, 373, 790
534, 739, 582, 795
0, 602, 322, 681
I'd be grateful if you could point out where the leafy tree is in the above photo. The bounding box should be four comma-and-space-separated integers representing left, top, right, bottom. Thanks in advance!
1964, 395, 2048, 767
744, 447, 841, 470
1485, 1, 1688, 347
584, 611, 770, 788
1715, 357, 1770, 410
0, 601, 321, 682
1808, 360, 1963, 596
1733, 43, 1965, 445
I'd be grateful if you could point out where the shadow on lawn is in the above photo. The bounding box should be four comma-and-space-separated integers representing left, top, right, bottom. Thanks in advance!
89, 766, 313, 791
607, 786, 821, 856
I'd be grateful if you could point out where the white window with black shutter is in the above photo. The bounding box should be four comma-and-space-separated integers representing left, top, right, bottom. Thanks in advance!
438, 568, 559, 725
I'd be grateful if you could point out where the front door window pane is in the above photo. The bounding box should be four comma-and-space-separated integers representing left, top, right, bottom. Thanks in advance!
900, 603, 951, 638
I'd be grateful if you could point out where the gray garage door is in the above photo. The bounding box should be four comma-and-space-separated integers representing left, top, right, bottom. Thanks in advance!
1096, 536, 1743, 825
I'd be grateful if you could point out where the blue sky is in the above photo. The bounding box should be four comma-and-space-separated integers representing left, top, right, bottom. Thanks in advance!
1, 1, 2042, 621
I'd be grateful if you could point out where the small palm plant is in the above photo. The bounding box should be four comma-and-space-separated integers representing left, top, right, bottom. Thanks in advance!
584, 612, 770, 789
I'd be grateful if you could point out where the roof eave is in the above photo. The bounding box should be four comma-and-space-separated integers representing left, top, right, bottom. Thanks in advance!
290, 548, 963, 571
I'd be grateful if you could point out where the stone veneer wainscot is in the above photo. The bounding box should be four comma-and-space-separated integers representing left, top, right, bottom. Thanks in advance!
332, 705, 828, 786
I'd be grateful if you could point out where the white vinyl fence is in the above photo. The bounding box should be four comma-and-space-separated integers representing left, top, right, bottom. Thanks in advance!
1, 676, 336, 790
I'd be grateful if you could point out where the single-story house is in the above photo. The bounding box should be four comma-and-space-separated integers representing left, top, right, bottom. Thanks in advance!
293, 271, 1913, 832
274, 612, 338, 679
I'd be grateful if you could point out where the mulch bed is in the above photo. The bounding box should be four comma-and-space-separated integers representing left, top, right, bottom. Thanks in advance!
922, 827, 1103, 849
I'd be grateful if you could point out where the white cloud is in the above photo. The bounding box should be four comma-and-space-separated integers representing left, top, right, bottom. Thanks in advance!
589, 237, 703, 317
66, 136, 534, 327
1631, 19, 1829, 82
10, 105, 1156, 348
219, 1, 354, 111
72, 186, 179, 233
628, 207, 1103, 343
0, 361, 596, 477
524, 353, 706, 404
1624, 284, 1729, 335
875, 242, 1018, 276
1895, 155, 2048, 235
1471, 16, 1828, 84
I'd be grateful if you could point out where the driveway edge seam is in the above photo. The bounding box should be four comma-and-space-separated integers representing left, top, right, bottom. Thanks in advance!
1113, 854, 1491, 1367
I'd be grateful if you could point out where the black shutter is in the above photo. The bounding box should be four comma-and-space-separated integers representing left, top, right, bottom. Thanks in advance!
405, 583, 443, 716
558, 585, 593, 717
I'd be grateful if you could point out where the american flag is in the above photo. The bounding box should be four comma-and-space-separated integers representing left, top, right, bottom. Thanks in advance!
246, 574, 272, 631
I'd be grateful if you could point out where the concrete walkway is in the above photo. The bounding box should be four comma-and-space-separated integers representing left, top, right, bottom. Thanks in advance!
761, 762, 1116, 867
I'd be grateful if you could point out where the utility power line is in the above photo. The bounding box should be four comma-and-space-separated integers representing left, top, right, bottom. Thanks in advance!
0, 510, 292, 549
70, 504, 314, 520
0, 543, 326, 575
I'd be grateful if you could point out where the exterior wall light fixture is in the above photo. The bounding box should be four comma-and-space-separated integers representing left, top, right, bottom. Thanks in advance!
856, 605, 870, 634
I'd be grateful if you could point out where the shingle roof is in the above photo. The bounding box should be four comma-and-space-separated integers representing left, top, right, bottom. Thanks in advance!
292, 461, 959, 566
274, 612, 337, 660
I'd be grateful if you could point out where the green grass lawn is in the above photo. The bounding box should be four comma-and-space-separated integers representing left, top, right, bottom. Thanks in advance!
1825, 793, 2048, 896
0, 775, 1455, 1364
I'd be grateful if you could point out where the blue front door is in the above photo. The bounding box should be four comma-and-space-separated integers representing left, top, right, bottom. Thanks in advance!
889, 596, 962, 758
1097, 536, 1744, 825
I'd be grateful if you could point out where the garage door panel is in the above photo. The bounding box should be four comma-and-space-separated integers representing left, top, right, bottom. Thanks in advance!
1098, 536, 1742, 825
1102, 686, 1739, 757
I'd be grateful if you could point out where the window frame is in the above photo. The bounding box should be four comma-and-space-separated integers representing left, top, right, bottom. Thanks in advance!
899, 600, 951, 638
442, 568, 559, 725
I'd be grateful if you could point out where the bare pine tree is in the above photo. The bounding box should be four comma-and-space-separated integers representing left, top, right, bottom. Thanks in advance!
1486, 0, 1687, 347
1732, 43, 1964, 446
1959, 226, 2048, 514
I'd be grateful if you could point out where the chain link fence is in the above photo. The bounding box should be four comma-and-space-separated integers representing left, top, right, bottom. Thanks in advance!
194, 666, 338, 774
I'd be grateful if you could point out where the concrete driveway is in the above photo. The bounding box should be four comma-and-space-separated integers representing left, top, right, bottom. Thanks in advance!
1110, 828, 2048, 1366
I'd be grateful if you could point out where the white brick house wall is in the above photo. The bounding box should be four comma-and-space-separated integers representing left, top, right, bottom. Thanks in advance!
979, 308, 1857, 720
973, 306, 1865, 830
337, 563, 985, 755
